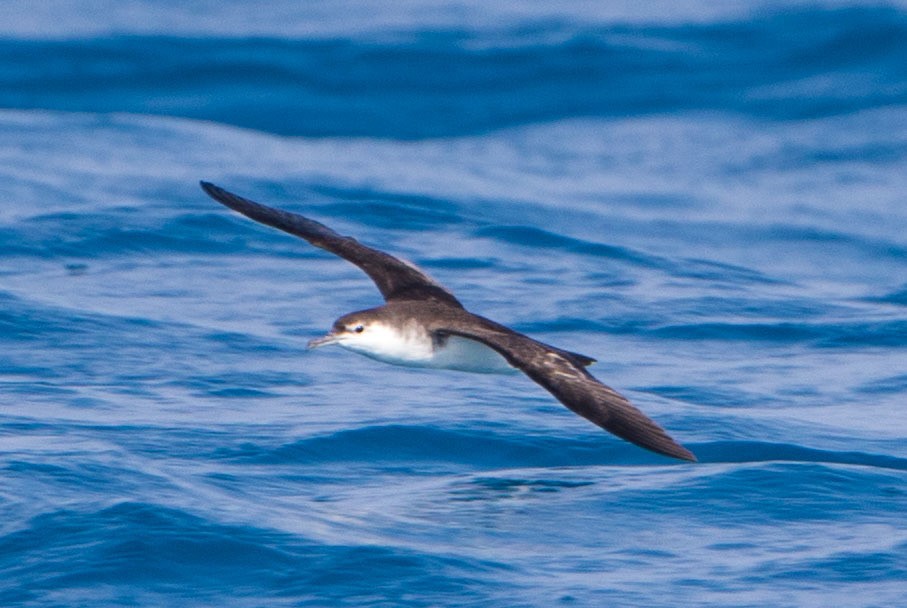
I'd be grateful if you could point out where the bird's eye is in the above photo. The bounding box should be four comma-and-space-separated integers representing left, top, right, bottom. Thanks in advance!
353, 325, 365, 333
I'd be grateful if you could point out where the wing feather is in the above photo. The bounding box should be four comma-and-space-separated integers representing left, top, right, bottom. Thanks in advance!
200, 182, 463, 307
437, 323, 696, 461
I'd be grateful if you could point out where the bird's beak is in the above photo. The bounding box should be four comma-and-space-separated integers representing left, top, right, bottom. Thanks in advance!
307, 332, 339, 350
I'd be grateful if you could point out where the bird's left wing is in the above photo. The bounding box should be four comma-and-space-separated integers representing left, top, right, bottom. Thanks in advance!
200, 182, 463, 307
435, 321, 696, 462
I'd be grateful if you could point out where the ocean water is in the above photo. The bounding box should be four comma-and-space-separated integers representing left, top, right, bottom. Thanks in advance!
2, 1, 907, 606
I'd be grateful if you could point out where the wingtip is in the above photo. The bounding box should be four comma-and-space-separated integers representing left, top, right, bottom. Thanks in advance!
655, 437, 697, 462
199, 181, 244, 211
199, 180, 218, 196
673, 446, 698, 463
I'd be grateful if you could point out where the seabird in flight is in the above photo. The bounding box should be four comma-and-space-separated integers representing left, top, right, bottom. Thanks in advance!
200, 181, 696, 462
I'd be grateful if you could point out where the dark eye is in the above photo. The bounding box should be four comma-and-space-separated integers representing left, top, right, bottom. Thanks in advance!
353, 325, 365, 333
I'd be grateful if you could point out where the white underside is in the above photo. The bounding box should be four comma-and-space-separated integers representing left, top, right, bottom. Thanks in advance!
421, 335, 517, 374
337, 325, 516, 374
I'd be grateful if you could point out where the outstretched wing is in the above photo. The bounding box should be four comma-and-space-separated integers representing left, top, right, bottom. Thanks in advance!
436, 322, 696, 461
201, 182, 463, 307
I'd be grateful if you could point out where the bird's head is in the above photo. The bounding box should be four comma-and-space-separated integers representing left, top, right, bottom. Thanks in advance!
307, 309, 390, 353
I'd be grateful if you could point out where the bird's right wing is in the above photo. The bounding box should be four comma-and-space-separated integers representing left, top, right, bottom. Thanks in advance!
201, 182, 463, 307
436, 323, 696, 462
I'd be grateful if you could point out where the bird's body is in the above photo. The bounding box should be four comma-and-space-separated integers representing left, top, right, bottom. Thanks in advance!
316, 302, 517, 374
201, 181, 696, 462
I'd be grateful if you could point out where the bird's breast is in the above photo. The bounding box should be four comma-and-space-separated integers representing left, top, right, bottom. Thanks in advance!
339, 325, 515, 374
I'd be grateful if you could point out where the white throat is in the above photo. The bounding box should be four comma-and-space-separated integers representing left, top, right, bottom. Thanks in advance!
336, 322, 515, 374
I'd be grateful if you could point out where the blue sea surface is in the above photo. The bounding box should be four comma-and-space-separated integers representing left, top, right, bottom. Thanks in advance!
2, 1, 907, 606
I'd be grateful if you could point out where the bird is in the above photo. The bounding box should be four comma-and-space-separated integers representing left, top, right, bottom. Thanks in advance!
200, 181, 696, 462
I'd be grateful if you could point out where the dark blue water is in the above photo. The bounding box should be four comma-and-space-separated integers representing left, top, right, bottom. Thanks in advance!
2, 1, 907, 606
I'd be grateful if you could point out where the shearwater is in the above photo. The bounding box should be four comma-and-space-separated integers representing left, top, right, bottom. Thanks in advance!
201, 182, 696, 462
